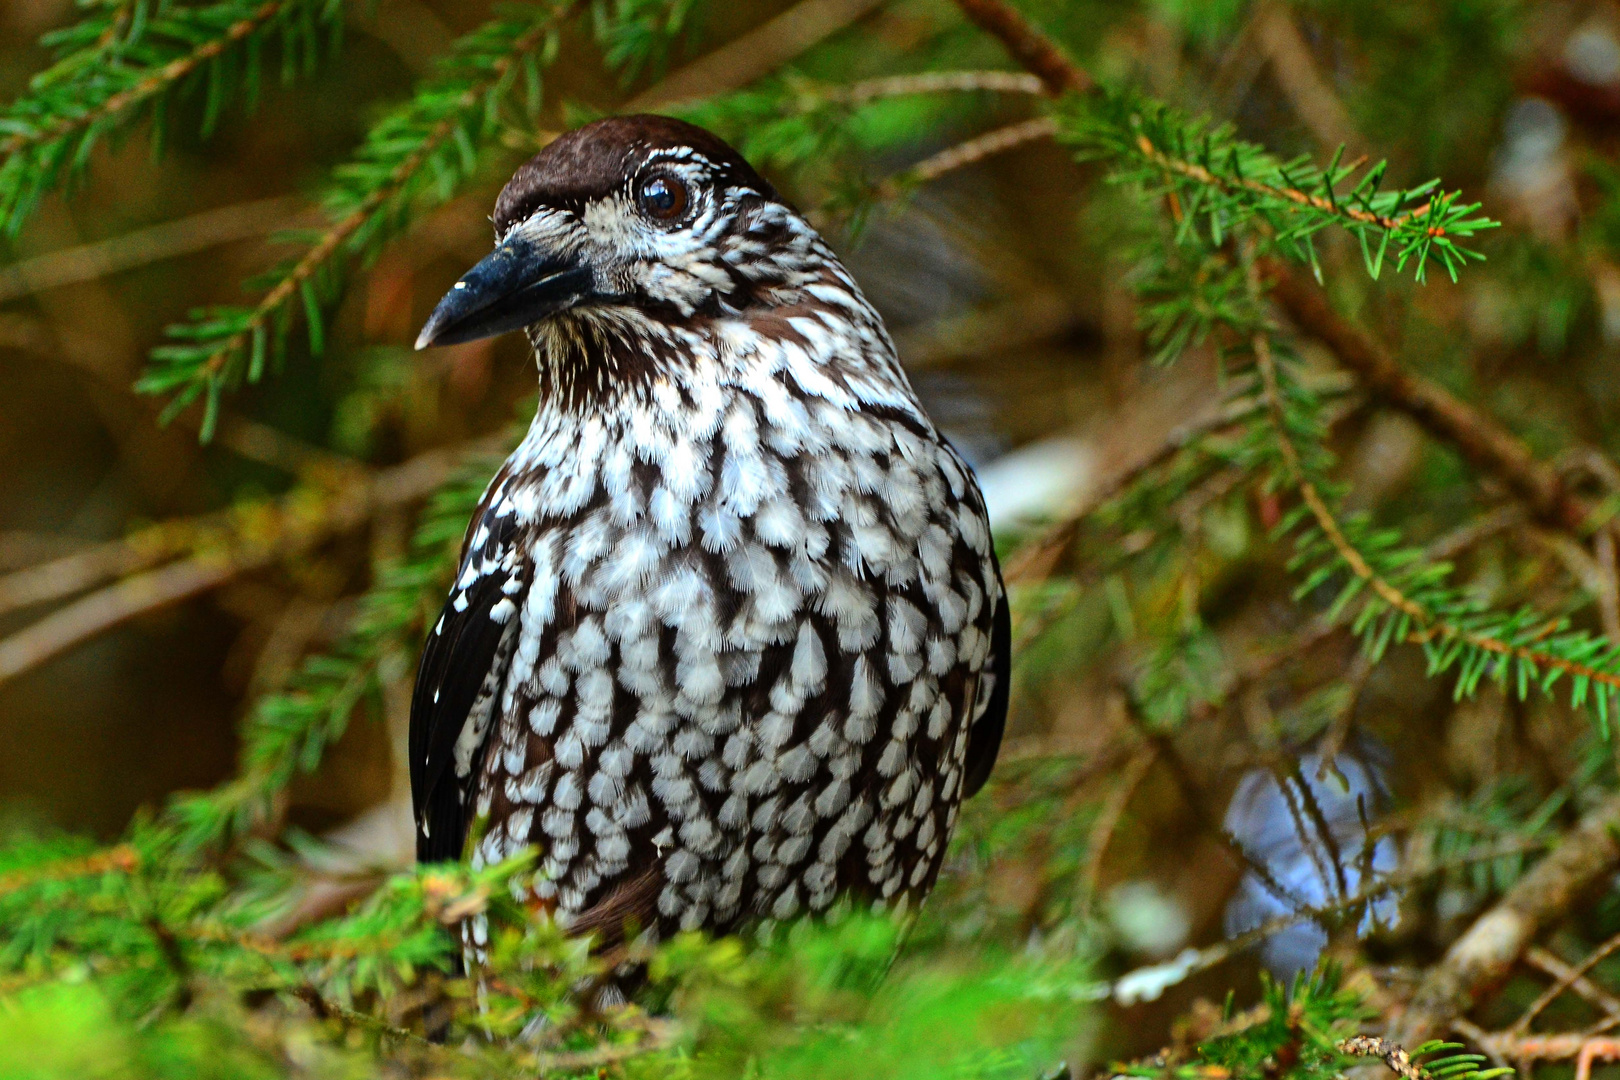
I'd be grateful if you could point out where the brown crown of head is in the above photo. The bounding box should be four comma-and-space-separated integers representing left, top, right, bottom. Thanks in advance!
493, 115, 779, 237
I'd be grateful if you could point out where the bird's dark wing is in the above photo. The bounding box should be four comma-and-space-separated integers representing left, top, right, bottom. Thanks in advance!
410, 496, 525, 864
962, 555, 1010, 800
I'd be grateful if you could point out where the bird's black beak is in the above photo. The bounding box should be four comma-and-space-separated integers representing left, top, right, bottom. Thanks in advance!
415, 235, 594, 349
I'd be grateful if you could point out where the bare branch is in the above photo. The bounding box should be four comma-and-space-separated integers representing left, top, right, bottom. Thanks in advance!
628, 0, 889, 109
1389, 791, 1620, 1044
950, 0, 1092, 96
1264, 259, 1595, 534
837, 69, 1045, 104
883, 116, 1059, 195
0, 197, 302, 303
1525, 946, 1620, 1021
0, 438, 497, 687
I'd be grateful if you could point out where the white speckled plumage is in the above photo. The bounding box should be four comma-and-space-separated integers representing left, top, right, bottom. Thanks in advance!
410, 116, 1008, 962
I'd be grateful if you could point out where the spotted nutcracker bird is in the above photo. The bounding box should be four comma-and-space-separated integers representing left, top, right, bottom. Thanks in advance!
410, 115, 1009, 959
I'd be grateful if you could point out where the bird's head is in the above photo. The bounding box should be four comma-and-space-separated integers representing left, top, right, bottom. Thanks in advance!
415, 114, 817, 351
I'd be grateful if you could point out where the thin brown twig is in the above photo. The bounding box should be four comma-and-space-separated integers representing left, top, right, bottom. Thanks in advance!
1595, 528, 1620, 641
0, 435, 360, 621
1447, 1021, 1619, 1068
0, 197, 303, 303
1077, 743, 1157, 914
950, 0, 1092, 96
883, 116, 1059, 196
0, 537, 176, 620
1425, 505, 1527, 562
627, 0, 888, 109
1511, 929, 1620, 1036
0, 436, 500, 686
837, 69, 1045, 104
1526, 946, 1620, 1021
1390, 791, 1620, 1044
0, 557, 243, 683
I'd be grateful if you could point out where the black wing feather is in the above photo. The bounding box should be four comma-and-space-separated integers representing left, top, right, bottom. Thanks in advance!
962, 557, 1010, 799
410, 504, 522, 864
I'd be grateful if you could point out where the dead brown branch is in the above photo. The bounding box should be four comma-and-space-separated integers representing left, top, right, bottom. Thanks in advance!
1389, 791, 1620, 1044
1263, 260, 1593, 534
950, 0, 1092, 96
0, 437, 499, 687
1511, 930, 1620, 1036
1003, 393, 1262, 584
1457, 1024, 1620, 1080
628, 0, 888, 109
0, 197, 302, 303
1077, 742, 1158, 914
1525, 945, 1620, 1022
837, 69, 1045, 104
881, 116, 1060, 197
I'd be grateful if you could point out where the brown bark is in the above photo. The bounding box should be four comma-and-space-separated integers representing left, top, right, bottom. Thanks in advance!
949, 0, 1091, 96
1263, 261, 1591, 533
1389, 792, 1620, 1043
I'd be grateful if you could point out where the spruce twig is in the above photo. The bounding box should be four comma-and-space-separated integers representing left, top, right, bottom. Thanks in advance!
137, 3, 580, 437
0, 0, 345, 233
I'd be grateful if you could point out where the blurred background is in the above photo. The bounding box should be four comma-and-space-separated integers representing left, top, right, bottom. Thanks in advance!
10, 0, 1620, 1064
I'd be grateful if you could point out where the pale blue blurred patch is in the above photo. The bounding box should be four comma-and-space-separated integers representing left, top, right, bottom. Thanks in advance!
1221, 745, 1400, 981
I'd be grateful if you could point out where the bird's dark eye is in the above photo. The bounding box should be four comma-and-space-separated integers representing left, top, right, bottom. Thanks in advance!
637, 174, 688, 221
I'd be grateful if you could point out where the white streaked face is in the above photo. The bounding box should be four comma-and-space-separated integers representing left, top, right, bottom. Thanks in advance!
502, 149, 762, 317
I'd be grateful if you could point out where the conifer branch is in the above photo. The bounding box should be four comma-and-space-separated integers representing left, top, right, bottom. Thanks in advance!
1061, 92, 1498, 285
137, 3, 578, 437
0, 0, 285, 157
1264, 259, 1593, 533
0, 844, 138, 898
0, 0, 345, 233
1246, 271, 1620, 717
1392, 791, 1620, 1044
167, 438, 509, 849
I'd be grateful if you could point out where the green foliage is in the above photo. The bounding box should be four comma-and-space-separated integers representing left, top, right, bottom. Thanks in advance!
1062, 88, 1499, 288
3, 0, 1612, 1072
1061, 82, 1620, 740
0, 0, 346, 237
135, 4, 569, 438
652, 916, 1087, 1080
594, 0, 704, 82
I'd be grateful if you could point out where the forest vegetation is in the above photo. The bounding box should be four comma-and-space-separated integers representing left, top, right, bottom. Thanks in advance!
1, 0, 1617, 1077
